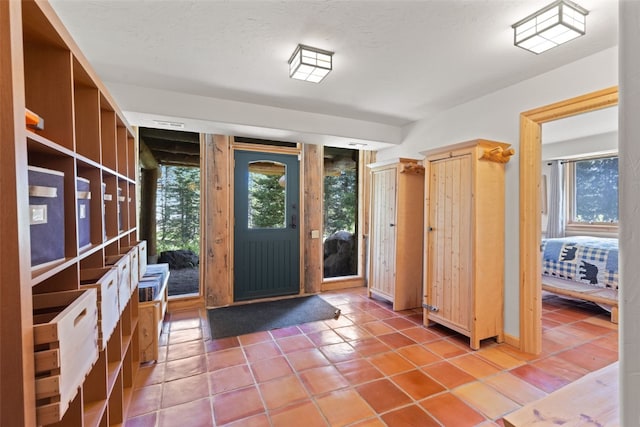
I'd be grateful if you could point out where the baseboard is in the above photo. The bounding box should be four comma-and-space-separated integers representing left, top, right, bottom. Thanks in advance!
321, 278, 365, 292
168, 295, 205, 312
503, 333, 520, 349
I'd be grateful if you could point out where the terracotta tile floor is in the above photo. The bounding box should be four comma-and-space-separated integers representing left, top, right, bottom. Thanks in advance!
126, 288, 618, 426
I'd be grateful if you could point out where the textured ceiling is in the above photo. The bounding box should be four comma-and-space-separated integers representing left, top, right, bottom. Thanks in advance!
50, 0, 618, 144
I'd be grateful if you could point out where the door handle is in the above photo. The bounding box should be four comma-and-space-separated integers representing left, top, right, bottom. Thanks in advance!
291, 214, 297, 229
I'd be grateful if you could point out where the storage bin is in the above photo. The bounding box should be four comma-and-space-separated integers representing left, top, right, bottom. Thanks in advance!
121, 245, 139, 297
80, 267, 119, 350
145, 263, 169, 287
139, 275, 161, 302
118, 187, 125, 231
137, 240, 148, 278
102, 182, 111, 240
28, 166, 65, 268
105, 254, 131, 314
77, 177, 91, 249
33, 289, 98, 425
124, 240, 148, 280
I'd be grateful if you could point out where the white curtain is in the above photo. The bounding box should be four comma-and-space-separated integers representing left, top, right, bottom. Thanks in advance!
546, 160, 565, 238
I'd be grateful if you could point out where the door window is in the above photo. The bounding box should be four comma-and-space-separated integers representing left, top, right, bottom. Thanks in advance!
248, 161, 287, 229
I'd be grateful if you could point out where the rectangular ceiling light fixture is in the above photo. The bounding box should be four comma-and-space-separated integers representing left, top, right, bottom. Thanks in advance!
288, 44, 333, 83
512, 0, 588, 54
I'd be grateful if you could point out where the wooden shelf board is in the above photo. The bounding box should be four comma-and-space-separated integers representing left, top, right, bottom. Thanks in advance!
78, 243, 103, 260
83, 398, 107, 427
122, 385, 134, 421
31, 257, 77, 286
26, 131, 75, 158
121, 333, 132, 358
75, 153, 102, 171
106, 361, 121, 396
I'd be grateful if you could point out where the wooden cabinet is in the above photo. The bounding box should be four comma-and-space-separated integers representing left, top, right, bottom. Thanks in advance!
0, 1, 141, 425
422, 139, 513, 349
367, 158, 425, 311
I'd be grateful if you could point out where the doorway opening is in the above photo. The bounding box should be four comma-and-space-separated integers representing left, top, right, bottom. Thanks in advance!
139, 127, 201, 298
518, 87, 618, 354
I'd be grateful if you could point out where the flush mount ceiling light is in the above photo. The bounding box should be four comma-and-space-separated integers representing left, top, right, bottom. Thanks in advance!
512, 0, 588, 54
288, 44, 333, 83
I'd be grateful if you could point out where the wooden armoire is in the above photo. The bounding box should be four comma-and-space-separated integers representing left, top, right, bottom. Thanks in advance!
422, 140, 514, 349
367, 158, 424, 311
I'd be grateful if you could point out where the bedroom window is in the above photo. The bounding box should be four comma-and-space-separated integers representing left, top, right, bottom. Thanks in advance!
566, 155, 618, 226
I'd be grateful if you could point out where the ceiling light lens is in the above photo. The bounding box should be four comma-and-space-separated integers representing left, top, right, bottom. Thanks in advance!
288, 44, 333, 83
512, 0, 588, 54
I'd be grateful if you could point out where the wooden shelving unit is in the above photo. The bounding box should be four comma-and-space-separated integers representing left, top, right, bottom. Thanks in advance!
0, 1, 142, 425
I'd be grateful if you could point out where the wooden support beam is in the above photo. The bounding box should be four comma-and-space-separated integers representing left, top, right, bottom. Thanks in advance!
139, 127, 199, 144
139, 139, 158, 170
144, 137, 200, 155
156, 152, 200, 167
203, 134, 232, 306
303, 143, 322, 294
140, 168, 158, 261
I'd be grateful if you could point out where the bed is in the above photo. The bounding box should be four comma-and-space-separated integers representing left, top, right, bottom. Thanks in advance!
541, 236, 619, 323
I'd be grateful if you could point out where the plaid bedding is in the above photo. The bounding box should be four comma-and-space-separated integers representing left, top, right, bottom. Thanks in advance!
541, 236, 619, 290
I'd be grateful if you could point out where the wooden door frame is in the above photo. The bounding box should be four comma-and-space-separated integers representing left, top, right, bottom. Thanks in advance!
230, 142, 304, 302
231, 148, 302, 301
519, 86, 618, 354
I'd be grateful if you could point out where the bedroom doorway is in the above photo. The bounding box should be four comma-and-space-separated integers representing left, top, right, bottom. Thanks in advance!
518, 87, 618, 354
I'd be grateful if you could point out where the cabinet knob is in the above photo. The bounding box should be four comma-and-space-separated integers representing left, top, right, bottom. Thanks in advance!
428, 227, 434, 232
389, 223, 395, 227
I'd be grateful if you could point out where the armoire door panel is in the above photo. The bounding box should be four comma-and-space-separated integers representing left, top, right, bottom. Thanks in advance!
370, 168, 397, 297
427, 155, 472, 331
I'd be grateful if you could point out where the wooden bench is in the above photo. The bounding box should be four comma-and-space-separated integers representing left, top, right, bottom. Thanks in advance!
503, 362, 619, 426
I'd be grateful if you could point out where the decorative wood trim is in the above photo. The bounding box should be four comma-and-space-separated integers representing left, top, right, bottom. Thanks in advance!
203, 134, 232, 307
519, 87, 618, 355
303, 144, 322, 294
231, 141, 301, 155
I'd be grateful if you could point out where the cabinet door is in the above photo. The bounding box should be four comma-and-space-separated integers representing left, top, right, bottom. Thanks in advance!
426, 155, 472, 331
370, 168, 397, 297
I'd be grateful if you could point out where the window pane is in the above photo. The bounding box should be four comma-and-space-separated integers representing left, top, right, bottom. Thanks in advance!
323, 147, 358, 278
248, 161, 286, 229
574, 157, 618, 223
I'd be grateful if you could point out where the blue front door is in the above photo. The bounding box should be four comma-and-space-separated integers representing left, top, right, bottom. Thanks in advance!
234, 150, 300, 301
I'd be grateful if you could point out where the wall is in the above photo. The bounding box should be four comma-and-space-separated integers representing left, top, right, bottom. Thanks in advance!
541, 131, 618, 161
377, 46, 618, 338
619, 1, 640, 424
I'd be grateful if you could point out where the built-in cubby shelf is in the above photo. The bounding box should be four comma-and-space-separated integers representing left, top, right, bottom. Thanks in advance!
0, 1, 142, 425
